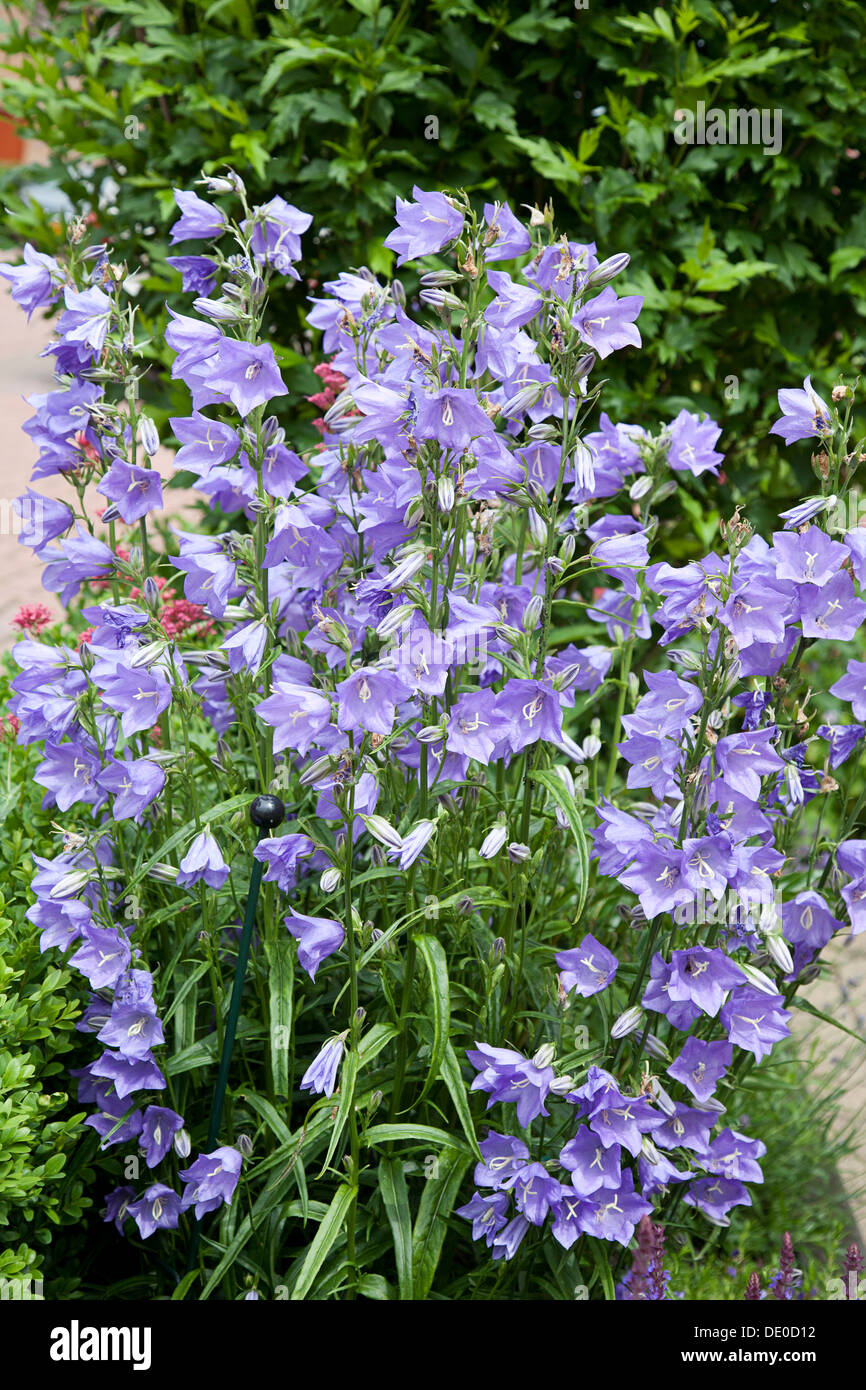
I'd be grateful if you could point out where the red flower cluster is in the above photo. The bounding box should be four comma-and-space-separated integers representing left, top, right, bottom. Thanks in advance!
306, 360, 348, 436
160, 596, 214, 639
11, 602, 53, 635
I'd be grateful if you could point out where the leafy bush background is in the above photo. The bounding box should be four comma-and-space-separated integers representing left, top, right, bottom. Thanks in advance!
2, 0, 865, 532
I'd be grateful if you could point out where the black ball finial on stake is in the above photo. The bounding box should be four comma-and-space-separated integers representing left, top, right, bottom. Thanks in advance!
249, 794, 286, 830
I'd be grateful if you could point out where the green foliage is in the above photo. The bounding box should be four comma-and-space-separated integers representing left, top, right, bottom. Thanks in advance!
2, 0, 865, 523
0, 663, 91, 1282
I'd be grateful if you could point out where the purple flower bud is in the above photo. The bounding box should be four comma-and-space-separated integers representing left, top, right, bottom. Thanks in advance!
479, 824, 507, 860
611, 1005, 644, 1039
138, 416, 159, 456
143, 576, 161, 612
522, 594, 543, 631
585, 252, 630, 288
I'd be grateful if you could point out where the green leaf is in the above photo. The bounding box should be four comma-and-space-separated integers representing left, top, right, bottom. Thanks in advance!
241, 1091, 293, 1147
357, 1273, 395, 1300
441, 1041, 481, 1159
171, 1270, 199, 1300
411, 1146, 471, 1299
652, 6, 675, 42
358, 1020, 399, 1065
364, 1123, 471, 1152
411, 933, 450, 1106
591, 1239, 616, 1301
290, 1183, 356, 1300
529, 770, 589, 924
829, 246, 866, 280
265, 934, 293, 1098
377, 1158, 414, 1300
790, 996, 866, 1046
228, 131, 270, 180
319, 1047, 359, 1176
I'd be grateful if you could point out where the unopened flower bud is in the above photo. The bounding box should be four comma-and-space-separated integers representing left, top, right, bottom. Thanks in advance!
552, 663, 582, 695
763, 932, 794, 975
299, 754, 335, 787
527, 508, 547, 545
629, 474, 653, 501
320, 867, 342, 893
137, 415, 159, 456
199, 174, 235, 194
437, 476, 455, 513
533, 1043, 556, 1069
502, 382, 545, 417
573, 440, 595, 491
128, 639, 169, 669
526, 422, 557, 442
649, 1079, 677, 1116
194, 296, 243, 322
363, 814, 403, 851
376, 603, 414, 639
237, 1133, 254, 1157
641, 1135, 661, 1165
143, 576, 161, 613
49, 869, 92, 900
420, 287, 462, 311
642, 1034, 671, 1062
479, 824, 508, 860
737, 961, 778, 995
507, 842, 531, 863
494, 623, 522, 648
611, 1005, 644, 1039
586, 253, 630, 288
490, 937, 506, 963
701, 1096, 727, 1115
173, 1128, 192, 1158
523, 594, 543, 631
419, 269, 462, 287
146, 861, 180, 884
669, 647, 702, 671
549, 1074, 575, 1095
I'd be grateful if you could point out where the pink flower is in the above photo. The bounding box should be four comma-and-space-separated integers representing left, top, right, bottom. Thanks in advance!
11, 602, 53, 635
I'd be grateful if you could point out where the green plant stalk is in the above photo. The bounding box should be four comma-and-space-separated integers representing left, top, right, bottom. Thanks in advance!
342, 767, 361, 1297
183, 830, 266, 1284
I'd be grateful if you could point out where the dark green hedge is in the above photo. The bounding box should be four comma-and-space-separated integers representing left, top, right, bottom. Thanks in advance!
2, 0, 865, 526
